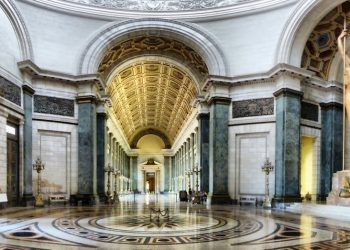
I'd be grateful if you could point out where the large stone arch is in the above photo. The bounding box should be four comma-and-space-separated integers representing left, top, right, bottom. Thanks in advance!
276, 0, 346, 67
130, 128, 171, 149
0, 0, 33, 61
77, 18, 228, 77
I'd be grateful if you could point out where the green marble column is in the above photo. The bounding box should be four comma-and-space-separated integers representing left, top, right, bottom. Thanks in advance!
319, 102, 343, 200
164, 156, 170, 192
198, 113, 209, 193
77, 96, 97, 202
209, 97, 231, 204
274, 88, 303, 203
96, 112, 107, 201
131, 156, 138, 191
22, 85, 35, 205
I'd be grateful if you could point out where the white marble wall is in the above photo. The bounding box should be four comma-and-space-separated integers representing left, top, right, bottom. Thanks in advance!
0, 112, 7, 192
32, 121, 78, 198
229, 121, 275, 201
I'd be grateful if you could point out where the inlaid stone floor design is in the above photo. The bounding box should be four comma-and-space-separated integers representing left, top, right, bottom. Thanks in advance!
0, 195, 349, 249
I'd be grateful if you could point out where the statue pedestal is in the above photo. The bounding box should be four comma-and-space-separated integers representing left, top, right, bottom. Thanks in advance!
327, 170, 350, 206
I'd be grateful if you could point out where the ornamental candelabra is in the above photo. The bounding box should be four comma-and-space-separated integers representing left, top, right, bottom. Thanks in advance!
185, 169, 193, 192
261, 158, 274, 208
192, 164, 201, 204
113, 169, 121, 203
33, 157, 45, 207
104, 164, 114, 204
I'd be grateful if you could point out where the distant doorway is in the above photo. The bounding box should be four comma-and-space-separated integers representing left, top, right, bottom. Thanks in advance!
300, 136, 316, 200
146, 173, 155, 193
6, 123, 19, 205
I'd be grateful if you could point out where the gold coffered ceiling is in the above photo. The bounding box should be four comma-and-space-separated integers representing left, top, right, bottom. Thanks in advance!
107, 61, 198, 146
98, 36, 208, 77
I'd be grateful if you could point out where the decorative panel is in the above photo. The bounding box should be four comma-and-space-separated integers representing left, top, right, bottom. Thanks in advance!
232, 98, 274, 118
36, 133, 69, 196
0, 76, 21, 106
238, 134, 267, 195
34, 95, 74, 117
301, 102, 319, 122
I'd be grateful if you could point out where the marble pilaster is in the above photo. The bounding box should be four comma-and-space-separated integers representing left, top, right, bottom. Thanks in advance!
319, 102, 343, 200
209, 97, 231, 204
22, 85, 35, 205
164, 156, 170, 192
273, 88, 303, 203
131, 156, 138, 191
96, 111, 107, 200
198, 113, 209, 193
77, 95, 97, 200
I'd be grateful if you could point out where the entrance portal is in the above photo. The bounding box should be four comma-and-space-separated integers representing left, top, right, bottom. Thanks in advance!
300, 136, 316, 200
146, 173, 155, 193
6, 123, 19, 205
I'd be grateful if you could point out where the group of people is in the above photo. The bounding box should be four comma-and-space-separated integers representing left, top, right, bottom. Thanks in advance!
187, 188, 207, 203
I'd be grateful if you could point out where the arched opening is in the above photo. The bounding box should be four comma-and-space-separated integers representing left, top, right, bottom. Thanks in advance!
95, 25, 209, 196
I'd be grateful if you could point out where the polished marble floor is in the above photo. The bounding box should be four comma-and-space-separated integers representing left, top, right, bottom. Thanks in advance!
0, 194, 350, 249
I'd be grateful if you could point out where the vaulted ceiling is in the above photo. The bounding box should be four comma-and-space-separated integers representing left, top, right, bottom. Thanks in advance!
106, 61, 198, 147
302, 1, 350, 80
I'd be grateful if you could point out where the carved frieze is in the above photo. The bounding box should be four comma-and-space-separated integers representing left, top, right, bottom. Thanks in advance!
232, 98, 274, 118
301, 101, 319, 122
65, 0, 250, 11
0, 76, 21, 106
34, 95, 74, 117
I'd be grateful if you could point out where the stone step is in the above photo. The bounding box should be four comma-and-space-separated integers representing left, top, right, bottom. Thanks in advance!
286, 202, 350, 221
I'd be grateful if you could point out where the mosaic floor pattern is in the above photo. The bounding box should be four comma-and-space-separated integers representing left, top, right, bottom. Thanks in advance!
0, 195, 349, 249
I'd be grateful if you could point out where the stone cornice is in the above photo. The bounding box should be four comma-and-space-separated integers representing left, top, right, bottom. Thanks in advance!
273, 88, 303, 98
18, 0, 296, 22
203, 63, 323, 91
17, 60, 104, 90
319, 102, 343, 109
22, 84, 35, 95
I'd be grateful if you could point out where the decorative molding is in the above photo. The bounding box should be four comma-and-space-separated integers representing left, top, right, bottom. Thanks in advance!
232, 98, 274, 118
0, 76, 21, 106
0, 0, 33, 60
19, 0, 295, 21
17, 60, 104, 90
78, 19, 228, 76
301, 101, 318, 122
273, 88, 303, 98
63, 0, 252, 11
34, 95, 75, 117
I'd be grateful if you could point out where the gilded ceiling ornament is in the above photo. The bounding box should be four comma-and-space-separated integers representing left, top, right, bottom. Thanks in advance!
98, 36, 208, 77
301, 2, 350, 80
107, 61, 197, 145
65, 0, 250, 11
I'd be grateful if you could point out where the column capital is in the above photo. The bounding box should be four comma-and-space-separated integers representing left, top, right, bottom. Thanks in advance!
320, 102, 342, 109
76, 95, 97, 104
273, 88, 303, 98
208, 96, 231, 105
22, 84, 35, 96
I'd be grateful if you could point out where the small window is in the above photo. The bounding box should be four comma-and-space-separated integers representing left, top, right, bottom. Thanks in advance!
6, 124, 16, 135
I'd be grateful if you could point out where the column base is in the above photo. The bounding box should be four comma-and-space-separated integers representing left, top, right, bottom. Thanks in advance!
98, 193, 108, 203
21, 194, 34, 207
208, 194, 232, 204
69, 194, 98, 206
272, 195, 302, 208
